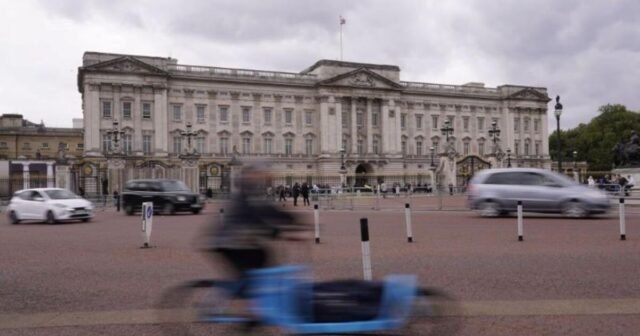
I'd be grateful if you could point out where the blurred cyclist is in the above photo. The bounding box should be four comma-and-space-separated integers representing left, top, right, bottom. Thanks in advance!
209, 162, 305, 295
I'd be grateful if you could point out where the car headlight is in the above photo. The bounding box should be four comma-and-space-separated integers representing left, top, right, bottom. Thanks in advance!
176, 196, 186, 202
53, 203, 69, 208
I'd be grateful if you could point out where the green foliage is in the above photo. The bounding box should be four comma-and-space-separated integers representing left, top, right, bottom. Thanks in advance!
549, 104, 640, 171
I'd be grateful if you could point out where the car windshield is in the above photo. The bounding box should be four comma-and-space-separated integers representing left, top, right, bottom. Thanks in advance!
44, 189, 79, 200
160, 180, 190, 192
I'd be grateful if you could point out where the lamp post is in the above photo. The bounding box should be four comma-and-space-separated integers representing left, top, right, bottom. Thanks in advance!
573, 150, 577, 169
180, 122, 197, 154
554, 95, 563, 172
507, 149, 512, 168
440, 119, 454, 142
339, 147, 347, 187
488, 120, 501, 150
105, 119, 125, 155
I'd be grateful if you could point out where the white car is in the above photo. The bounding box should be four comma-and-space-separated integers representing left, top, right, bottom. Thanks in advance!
7, 188, 94, 224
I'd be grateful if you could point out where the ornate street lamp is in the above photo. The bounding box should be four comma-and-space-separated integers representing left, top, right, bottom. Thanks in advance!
554, 95, 563, 172
488, 120, 501, 150
507, 148, 512, 168
440, 119, 454, 142
573, 150, 578, 169
105, 119, 125, 155
180, 122, 197, 154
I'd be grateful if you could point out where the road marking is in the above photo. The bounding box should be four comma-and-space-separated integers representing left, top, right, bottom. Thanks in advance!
2, 298, 640, 329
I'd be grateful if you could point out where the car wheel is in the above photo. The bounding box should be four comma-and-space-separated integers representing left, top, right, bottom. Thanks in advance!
9, 211, 20, 225
191, 208, 201, 215
81, 218, 90, 223
125, 204, 134, 216
163, 202, 176, 216
46, 210, 57, 225
562, 201, 587, 218
478, 201, 500, 217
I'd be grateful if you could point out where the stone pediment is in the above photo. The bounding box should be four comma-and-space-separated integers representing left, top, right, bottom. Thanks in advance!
316, 68, 402, 90
506, 88, 551, 102
82, 56, 167, 75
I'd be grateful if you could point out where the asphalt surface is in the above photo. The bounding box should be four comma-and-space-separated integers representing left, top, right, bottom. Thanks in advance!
1, 198, 640, 335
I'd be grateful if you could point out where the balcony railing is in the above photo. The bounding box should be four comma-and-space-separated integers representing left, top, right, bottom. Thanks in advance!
168, 65, 318, 82
399, 81, 499, 94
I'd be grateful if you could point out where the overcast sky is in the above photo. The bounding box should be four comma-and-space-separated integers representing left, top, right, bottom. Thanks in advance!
1, 0, 639, 130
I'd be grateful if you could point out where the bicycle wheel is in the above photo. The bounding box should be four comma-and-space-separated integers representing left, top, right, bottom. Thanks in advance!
404, 287, 461, 336
157, 280, 256, 336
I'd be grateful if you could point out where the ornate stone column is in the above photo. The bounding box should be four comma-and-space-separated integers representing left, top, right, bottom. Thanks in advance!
351, 97, 358, 154
181, 158, 200, 193
107, 157, 126, 194
366, 98, 373, 153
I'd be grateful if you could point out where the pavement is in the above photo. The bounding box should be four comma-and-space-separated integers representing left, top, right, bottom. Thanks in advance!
1, 201, 640, 335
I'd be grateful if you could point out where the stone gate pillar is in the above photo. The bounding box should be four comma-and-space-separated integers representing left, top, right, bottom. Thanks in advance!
55, 165, 71, 190
181, 159, 200, 193
107, 158, 126, 195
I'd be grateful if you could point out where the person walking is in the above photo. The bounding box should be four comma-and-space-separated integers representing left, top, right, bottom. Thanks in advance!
301, 182, 310, 206
278, 185, 287, 203
292, 182, 301, 206
587, 176, 595, 188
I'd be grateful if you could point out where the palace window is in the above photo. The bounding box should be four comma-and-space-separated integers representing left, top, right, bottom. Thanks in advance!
373, 139, 380, 154
401, 140, 407, 156
463, 117, 470, 132
142, 135, 152, 154
524, 141, 530, 156
524, 118, 529, 132
372, 112, 379, 127
102, 134, 112, 152
305, 110, 313, 126
41, 142, 49, 149
514, 140, 520, 156
342, 137, 348, 152
77, 143, 84, 150
242, 137, 251, 154
416, 115, 423, 129
356, 110, 364, 127
514, 118, 520, 132
122, 102, 132, 119
172, 105, 182, 121
142, 102, 152, 120
305, 138, 313, 156
463, 142, 470, 156
173, 136, 182, 154
357, 139, 364, 155
196, 136, 206, 154
263, 138, 273, 154
219, 137, 229, 155
535, 142, 540, 156
242, 107, 251, 123
285, 138, 293, 155
219, 106, 229, 123
342, 110, 349, 128
263, 108, 272, 126
534, 119, 540, 133
432, 115, 439, 129
284, 109, 293, 125
401, 113, 407, 129
123, 134, 132, 154
0, 142, 7, 149
479, 142, 485, 156
447, 115, 454, 125
416, 141, 423, 156
102, 101, 112, 119
197, 105, 206, 123
477, 117, 484, 132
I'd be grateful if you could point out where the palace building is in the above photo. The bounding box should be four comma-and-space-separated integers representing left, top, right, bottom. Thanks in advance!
77, 51, 551, 194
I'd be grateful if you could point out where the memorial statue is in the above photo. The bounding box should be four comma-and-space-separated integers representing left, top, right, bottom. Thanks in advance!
612, 131, 640, 167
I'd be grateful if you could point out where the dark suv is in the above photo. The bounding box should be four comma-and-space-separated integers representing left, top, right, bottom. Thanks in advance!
122, 179, 204, 215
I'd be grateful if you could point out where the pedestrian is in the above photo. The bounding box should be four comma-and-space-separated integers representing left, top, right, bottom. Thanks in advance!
587, 176, 595, 188
380, 181, 387, 198
278, 185, 287, 203
618, 175, 628, 196
78, 186, 85, 198
301, 182, 310, 206
292, 182, 301, 206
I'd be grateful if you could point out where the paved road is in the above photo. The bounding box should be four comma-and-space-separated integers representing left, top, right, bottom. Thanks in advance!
1, 203, 640, 335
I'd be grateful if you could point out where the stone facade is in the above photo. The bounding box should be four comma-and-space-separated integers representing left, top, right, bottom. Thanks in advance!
77, 52, 551, 194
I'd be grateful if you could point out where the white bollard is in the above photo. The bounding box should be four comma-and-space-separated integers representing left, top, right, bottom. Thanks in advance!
360, 218, 372, 281
619, 198, 626, 241
141, 202, 153, 248
517, 201, 523, 241
405, 203, 414, 243
314, 204, 320, 244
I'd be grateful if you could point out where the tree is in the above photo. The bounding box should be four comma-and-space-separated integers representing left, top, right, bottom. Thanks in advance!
549, 104, 640, 172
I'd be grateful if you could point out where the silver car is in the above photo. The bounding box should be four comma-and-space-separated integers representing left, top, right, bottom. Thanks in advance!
468, 168, 610, 217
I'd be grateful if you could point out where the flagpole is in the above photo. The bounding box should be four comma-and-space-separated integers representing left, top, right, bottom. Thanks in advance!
340, 17, 343, 61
